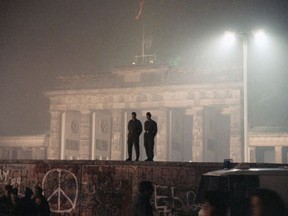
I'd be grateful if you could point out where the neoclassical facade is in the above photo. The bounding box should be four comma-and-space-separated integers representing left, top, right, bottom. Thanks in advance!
1, 65, 288, 163
249, 127, 288, 163
45, 64, 244, 162
0, 134, 49, 160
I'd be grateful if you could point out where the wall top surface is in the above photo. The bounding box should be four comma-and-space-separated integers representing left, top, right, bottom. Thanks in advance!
0, 160, 280, 168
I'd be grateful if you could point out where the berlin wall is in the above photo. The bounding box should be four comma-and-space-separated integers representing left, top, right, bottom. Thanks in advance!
0, 160, 271, 216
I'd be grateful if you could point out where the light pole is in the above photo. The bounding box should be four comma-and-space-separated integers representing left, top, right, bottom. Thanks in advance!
242, 34, 249, 162
223, 30, 266, 162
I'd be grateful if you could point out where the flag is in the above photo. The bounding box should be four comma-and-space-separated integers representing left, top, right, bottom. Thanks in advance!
135, 0, 144, 20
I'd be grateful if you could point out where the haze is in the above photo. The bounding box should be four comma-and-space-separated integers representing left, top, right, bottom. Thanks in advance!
1, 0, 288, 135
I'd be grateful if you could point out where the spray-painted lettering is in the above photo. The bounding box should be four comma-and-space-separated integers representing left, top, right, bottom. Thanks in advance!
0, 170, 9, 182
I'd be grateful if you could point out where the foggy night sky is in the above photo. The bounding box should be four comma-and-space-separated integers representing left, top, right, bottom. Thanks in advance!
1, 0, 288, 136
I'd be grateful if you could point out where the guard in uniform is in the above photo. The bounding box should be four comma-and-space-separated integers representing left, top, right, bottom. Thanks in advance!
126, 112, 143, 161
144, 112, 157, 161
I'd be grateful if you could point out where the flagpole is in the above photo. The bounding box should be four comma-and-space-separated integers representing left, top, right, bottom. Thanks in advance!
141, 22, 145, 64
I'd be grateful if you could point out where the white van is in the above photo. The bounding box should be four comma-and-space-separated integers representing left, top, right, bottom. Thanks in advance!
195, 167, 288, 216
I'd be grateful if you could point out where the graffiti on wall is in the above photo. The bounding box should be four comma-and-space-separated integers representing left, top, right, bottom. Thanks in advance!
0, 162, 223, 216
0, 169, 9, 182
154, 185, 198, 216
0, 164, 32, 194
81, 165, 133, 216
42, 169, 78, 213
135, 165, 199, 216
0, 164, 81, 215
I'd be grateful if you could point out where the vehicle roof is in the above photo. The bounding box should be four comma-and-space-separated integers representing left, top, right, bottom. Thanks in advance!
203, 167, 288, 176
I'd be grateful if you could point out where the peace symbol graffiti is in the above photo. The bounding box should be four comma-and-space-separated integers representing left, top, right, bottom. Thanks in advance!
42, 169, 78, 213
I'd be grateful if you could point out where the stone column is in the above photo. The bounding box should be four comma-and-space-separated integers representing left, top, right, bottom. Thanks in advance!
47, 111, 62, 159
185, 109, 194, 161
275, 146, 283, 163
249, 147, 256, 162
79, 110, 91, 159
154, 109, 169, 161
110, 110, 123, 160
229, 106, 242, 162
192, 107, 204, 162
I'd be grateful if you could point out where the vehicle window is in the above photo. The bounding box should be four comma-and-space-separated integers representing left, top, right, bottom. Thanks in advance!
195, 176, 228, 204
260, 175, 288, 205
228, 175, 259, 216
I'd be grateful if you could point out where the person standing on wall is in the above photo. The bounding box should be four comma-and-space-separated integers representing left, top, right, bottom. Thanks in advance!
144, 112, 157, 161
126, 112, 143, 161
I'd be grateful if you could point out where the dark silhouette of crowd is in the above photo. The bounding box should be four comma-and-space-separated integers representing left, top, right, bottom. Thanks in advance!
198, 191, 229, 216
249, 188, 288, 216
198, 188, 288, 216
0, 185, 50, 216
132, 181, 154, 216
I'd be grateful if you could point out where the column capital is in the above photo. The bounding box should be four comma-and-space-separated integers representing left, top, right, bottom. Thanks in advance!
80, 109, 92, 115
111, 109, 124, 115
191, 106, 204, 112
49, 110, 62, 115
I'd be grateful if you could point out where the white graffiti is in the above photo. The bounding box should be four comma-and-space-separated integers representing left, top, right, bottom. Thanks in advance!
42, 168, 78, 213
154, 185, 196, 216
0, 170, 21, 186
10, 177, 21, 186
0, 170, 9, 182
